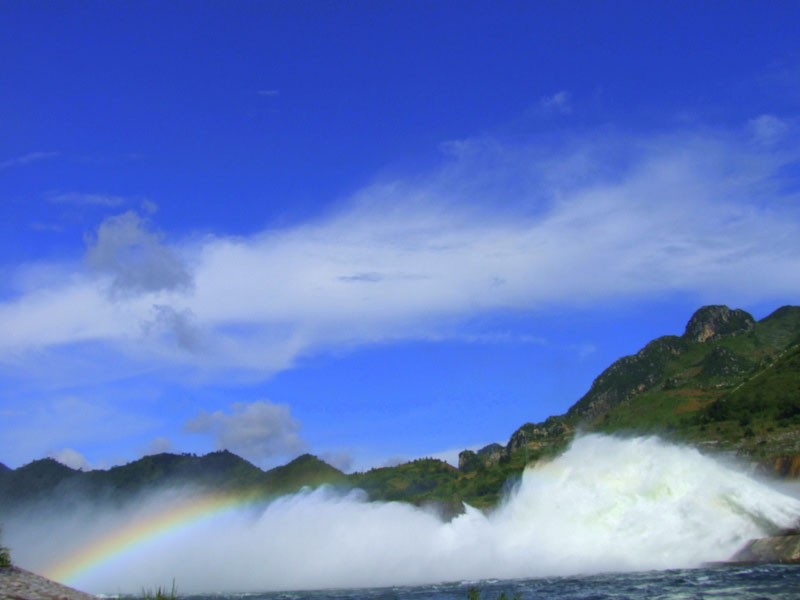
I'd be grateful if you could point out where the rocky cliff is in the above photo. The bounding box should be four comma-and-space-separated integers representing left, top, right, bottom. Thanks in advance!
683, 305, 756, 342
730, 532, 800, 564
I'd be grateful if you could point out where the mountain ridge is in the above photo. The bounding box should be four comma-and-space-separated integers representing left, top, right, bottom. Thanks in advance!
3, 304, 799, 511
480, 304, 800, 474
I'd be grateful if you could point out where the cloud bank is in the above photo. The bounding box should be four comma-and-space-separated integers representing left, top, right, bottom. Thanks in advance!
0, 119, 799, 381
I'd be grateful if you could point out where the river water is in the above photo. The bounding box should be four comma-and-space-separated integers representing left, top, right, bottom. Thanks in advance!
183, 565, 800, 600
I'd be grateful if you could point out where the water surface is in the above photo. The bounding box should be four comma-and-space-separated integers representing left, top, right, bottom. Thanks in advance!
184, 565, 800, 600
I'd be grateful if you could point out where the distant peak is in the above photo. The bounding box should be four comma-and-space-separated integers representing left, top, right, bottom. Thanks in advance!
18, 457, 78, 474
683, 305, 755, 342
761, 305, 800, 322
288, 453, 326, 466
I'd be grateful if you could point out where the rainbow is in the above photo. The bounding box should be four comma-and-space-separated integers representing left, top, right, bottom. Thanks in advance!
42, 488, 261, 585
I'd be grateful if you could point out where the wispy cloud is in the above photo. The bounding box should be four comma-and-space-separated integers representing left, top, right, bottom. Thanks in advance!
0, 118, 799, 381
30, 222, 66, 233
573, 342, 598, 359
319, 450, 354, 472
0, 151, 59, 169
748, 114, 790, 144
142, 436, 173, 456
257, 90, 280, 97
47, 447, 92, 470
539, 91, 571, 114
48, 192, 128, 207
338, 272, 385, 283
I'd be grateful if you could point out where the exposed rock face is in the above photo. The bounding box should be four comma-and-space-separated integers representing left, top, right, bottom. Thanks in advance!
458, 443, 505, 471
565, 335, 686, 421
683, 305, 755, 343
507, 418, 570, 453
730, 534, 800, 564
477, 443, 504, 462
768, 455, 800, 479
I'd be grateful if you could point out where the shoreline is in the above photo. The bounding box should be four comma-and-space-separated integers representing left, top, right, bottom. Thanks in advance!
0, 565, 97, 600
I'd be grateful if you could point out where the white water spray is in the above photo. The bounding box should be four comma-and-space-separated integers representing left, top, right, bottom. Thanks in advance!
8, 435, 800, 593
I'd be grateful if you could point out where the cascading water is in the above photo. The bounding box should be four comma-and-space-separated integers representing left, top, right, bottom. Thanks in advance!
7, 435, 800, 594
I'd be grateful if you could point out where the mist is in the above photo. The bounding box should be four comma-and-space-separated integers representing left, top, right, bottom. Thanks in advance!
5, 435, 800, 594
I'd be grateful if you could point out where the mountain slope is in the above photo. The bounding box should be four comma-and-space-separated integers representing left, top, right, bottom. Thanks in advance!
2, 304, 798, 512
501, 305, 800, 461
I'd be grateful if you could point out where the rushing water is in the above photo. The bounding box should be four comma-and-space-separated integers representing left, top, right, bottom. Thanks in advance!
7, 435, 800, 594
181, 565, 800, 600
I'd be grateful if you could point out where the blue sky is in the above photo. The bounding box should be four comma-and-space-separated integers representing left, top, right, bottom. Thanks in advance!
1, 1, 800, 472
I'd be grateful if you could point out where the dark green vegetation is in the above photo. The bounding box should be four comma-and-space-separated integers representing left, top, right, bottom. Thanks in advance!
0, 451, 347, 514
0, 526, 10, 567
570, 305, 800, 458
137, 580, 178, 600
1, 305, 799, 514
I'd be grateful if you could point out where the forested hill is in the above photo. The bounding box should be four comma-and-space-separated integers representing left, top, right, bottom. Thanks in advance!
495, 304, 800, 468
0, 451, 346, 513
2, 305, 799, 512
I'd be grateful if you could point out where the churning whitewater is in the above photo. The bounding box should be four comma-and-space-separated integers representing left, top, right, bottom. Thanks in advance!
10, 435, 800, 593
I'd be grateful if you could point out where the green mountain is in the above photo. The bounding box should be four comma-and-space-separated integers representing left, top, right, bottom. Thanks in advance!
386, 304, 800, 507
349, 306, 797, 507
0, 451, 345, 513
476, 304, 800, 479
2, 304, 799, 513
262, 453, 347, 493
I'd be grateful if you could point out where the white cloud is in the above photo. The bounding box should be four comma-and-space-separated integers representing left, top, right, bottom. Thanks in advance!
185, 400, 304, 465
748, 114, 790, 144
0, 121, 799, 381
428, 442, 494, 467
0, 151, 58, 169
47, 447, 92, 471
143, 436, 173, 456
539, 91, 571, 114
257, 90, 279, 96
574, 342, 598, 359
319, 450, 354, 473
140, 199, 159, 215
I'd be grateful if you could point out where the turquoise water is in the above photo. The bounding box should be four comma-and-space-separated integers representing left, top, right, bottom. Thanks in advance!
185, 565, 800, 600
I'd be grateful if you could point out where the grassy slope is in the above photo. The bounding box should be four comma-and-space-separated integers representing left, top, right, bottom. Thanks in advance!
591, 310, 800, 458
